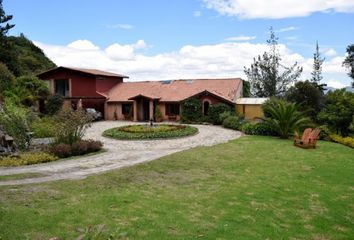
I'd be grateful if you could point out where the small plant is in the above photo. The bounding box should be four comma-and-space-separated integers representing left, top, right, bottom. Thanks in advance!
329, 134, 354, 148
154, 106, 163, 122
0, 152, 58, 167
31, 117, 56, 138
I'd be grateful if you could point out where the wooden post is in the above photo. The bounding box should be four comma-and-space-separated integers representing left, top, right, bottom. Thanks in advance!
149, 100, 154, 121
133, 100, 138, 122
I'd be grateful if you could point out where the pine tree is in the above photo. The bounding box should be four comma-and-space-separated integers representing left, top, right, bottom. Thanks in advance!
0, 0, 14, 38
244, 27, 303, 97
311, 41, 325, 83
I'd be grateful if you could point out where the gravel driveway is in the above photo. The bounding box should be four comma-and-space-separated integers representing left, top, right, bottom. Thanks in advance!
0, 121, 241, 186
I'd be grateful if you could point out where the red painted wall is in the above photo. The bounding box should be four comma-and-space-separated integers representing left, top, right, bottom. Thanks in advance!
96, 76, 123, 93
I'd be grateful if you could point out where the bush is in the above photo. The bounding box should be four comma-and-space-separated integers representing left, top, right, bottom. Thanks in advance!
262, 99, 310, 139
222, 116, 243, 130
0, 152, 58, 167
208, 103, 233, 125
0, 62, 15, 93
50, 140, 103, 158
0, 100, 32, 149
180, 98, 202, 123
45, 94, 64, 115
329, 134, 354, 148
50, 143, 72, 158
241, 122, 277, 136
31, 117, 56, 138
154, 106, 163, 121
53, 108, 93, 145
318, 125, 331, 141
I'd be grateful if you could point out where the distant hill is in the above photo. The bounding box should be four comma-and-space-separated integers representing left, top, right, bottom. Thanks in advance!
324, 86, 354, 93
0, 34, 56, 77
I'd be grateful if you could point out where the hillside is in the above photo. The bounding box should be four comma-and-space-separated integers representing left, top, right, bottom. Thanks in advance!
0, 34, 56, 76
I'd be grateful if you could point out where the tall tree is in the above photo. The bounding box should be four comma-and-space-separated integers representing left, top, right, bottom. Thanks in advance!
343, 44, 354, 87
0, 0, 14, 39
311, 41, 325, 83
244, 27, 303, 97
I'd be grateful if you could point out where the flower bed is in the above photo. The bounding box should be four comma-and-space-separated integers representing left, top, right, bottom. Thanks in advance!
103, 124, 198, 140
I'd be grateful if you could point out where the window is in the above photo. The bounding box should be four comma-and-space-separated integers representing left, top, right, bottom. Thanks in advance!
166, 103, 180, 116
55, 79, 69, 96
122, 103, 132, 115
203, 101, 210, 116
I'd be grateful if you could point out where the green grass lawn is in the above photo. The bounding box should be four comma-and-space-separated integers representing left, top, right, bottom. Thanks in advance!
0, 136, 353, 239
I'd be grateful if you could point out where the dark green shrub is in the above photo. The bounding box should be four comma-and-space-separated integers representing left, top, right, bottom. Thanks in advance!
208, 103, 232, 125
219, 111, 233, 124
45, 94, 64, 115
222, 116, 243, 130
252, 122, 277, 136
0, 62, 15, 93
180, 98, 202, 123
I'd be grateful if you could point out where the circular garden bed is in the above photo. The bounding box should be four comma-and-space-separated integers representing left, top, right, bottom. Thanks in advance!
102, 124, 198, 140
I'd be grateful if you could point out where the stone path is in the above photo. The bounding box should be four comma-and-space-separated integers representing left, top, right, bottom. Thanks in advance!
0, 121, 241, 186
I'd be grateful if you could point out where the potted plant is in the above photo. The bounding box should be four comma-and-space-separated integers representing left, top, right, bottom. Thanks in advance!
154, 106, 163, 122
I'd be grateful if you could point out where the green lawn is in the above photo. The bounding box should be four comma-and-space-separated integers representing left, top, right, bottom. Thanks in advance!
0, 136, 353, 239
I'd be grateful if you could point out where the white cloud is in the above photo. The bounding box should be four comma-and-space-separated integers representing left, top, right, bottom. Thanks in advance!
225, 35, 256, 41
327, 79, 346, 88
324, 48, 337, 57
67, 40, 99, 50
107, 24, 134, 30
277, 26, 297, 32
35, 39, 350, 87
194, 11, 202, 17
203, 0, 354, 19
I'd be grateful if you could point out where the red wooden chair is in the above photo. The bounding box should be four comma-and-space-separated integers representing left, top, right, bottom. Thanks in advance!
294, 128, 321, 149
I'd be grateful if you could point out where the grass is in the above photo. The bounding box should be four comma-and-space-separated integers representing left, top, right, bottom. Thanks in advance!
0, 136, 353, 239
0, 173, 46, 181
103, 124, 198, 140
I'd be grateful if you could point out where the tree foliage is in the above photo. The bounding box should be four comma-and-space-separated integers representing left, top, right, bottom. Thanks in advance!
244, 27, 303, 97
0, 61, 15, 93
180, 98, 202, 123
311, 41, 325, 83
262, 99, 310, 139
285, 80, 325, 120
318, 89, 354, 136
343, 44, 354, 87
0, 0, 14, 38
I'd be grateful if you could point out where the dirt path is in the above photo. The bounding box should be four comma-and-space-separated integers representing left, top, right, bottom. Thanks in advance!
0, 121, 241, 186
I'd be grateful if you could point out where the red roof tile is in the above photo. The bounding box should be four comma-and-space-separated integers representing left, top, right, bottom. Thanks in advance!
106, 78, 242, 103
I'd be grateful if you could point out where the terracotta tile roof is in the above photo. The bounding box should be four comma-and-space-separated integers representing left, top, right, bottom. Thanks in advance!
106, 78, 242, 103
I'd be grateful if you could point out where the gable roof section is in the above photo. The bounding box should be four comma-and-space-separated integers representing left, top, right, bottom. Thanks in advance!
106, 78, 242, 103
38, 66, 129, 79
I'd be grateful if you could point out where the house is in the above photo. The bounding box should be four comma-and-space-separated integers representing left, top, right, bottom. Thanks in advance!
236, 98, 269, 120
37, 66, 128, 116
38, 66, 265, 121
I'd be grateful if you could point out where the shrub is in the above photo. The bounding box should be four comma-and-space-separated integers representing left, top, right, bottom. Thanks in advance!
318, 125, 331, 141
0, 152, 58, 167
219, 110, 234, 125
45, 94, 64, 115
31, 117, 56, 138
252, 122, 278, 136
242, 122, 255, 135
50, 143, 72, 158
329, 134, 354, 148
222, 116, 243, 130
0, 100, 32, 149
50, 140, 103, 158
53, 108, 93, 145
180, 98, 202, 123
262, 100, 311, 139
208, 103, 233, 125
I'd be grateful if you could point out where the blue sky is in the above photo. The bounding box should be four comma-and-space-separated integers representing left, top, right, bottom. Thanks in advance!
4, 0, 354, 87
